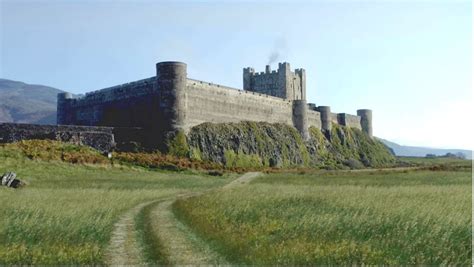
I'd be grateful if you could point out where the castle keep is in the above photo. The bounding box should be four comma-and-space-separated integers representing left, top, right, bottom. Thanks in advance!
56, 61, 373, 149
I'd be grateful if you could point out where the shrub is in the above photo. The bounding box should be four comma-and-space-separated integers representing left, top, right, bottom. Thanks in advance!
343, 158, 364, 169
113, 151, 222, 171
224, 149, 263, 169
167, 131, 190, 158
2, 140, 109, 165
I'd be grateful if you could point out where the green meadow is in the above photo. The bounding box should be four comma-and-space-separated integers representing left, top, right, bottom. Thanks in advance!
174, 166, 472, 265
0, 140, 471, 265
0, 143, 233, 264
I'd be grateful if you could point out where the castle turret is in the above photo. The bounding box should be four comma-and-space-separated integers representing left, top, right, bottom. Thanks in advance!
243, 67, 255, 91
292, 100, 309, 141
57, 92, 74, 125
357, 109, 373, 137
156, 61, 187, 135
317, 106, 332, 133
278, 62, 291, 99
243, 62, 306, 101
295, 68, 306, 100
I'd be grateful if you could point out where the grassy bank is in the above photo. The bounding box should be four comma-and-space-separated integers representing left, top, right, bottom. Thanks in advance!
187, 122, 396, 169
0, 143, 233, 265
174, 164, 472, 265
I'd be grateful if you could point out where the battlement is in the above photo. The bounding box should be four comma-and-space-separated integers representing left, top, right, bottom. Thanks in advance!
79, 76, 156, 103
57, 61, 373, 150
243, 62, 305, 101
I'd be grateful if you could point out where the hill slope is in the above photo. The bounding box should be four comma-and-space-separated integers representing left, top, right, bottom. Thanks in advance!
186, 122, 396, 169
0, 78, 64, 125
378, 138, 472, 159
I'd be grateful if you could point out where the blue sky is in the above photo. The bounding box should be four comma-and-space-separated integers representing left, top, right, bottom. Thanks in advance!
1, 0, 472, 149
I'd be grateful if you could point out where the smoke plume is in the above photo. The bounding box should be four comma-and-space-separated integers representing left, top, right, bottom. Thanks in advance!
268, 52, 280, 65
267, 37, 288, 65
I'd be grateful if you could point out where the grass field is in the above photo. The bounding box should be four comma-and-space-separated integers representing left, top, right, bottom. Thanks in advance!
1, 140, 471, 265
0, 145, 234, 265
399, 156, 471, 167
174, 164, 472, 265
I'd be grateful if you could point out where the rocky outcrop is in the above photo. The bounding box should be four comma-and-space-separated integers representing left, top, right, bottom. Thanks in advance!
187, 121, 395, 169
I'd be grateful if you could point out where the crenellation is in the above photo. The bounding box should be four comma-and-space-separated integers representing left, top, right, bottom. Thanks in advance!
243, 62, 305, 101
57, 61, 373, 150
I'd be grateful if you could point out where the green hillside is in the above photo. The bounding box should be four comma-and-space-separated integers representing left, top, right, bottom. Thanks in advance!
186, 122, 395, 169
0, 78, 63, 124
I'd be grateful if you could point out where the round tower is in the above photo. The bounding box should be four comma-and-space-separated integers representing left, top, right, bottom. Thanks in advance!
357, 109, 373, 137
292, 100, 309, 141
317, 106, 332, 132
156, 61, 187, 134
57, 92, 73, 125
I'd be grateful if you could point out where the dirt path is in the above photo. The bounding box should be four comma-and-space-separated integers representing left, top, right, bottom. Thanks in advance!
104, 172, 262, 265
223, 171, 262, 189
147, 199, 225, 265
147, 172, 262, 265
104, 200, 156, 266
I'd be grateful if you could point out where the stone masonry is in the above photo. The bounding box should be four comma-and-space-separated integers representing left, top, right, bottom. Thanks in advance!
0, 123, 115, 153
57, 61, 373, 149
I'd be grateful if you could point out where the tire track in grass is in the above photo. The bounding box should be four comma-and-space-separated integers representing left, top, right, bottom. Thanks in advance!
104, 200, 157, 266
223, 172, 263, 189
145, 172, 262, 265
147, 199, 225, 265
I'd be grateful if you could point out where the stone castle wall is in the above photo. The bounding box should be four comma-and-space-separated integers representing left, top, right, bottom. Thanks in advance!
307, 109, 322, 129
244, 70, 282, 98
56, 61, 372, 149
58, 78, 158, 128
186, 79, 294, 129
337, 113, 362, 129
243, 63, 305, 101
0, 123, 115, 152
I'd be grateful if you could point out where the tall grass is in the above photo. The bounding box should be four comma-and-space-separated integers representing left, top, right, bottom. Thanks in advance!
398, 156, 472, 167
174, 169, 472, 265
0, 145, 232, 264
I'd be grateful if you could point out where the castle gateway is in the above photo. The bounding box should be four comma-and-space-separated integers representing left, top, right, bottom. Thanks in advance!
57, 62, 372, 148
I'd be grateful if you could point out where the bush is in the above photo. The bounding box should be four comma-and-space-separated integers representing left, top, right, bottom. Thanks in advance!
2, 140, 109, 165
207, 170, 224, 176
113, 151, 222, 171
167, 131, 190, 158
224, 149, 263, 169
343, 158, 364, 169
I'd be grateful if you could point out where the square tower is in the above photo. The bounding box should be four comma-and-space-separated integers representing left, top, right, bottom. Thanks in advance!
243, 62, 306, 100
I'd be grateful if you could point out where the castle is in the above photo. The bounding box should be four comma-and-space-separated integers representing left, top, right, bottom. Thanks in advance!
56, 61, 373, 149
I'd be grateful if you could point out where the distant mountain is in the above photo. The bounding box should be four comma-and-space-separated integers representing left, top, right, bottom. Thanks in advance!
0, 78, 64, 125
378, 138, 472, 159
